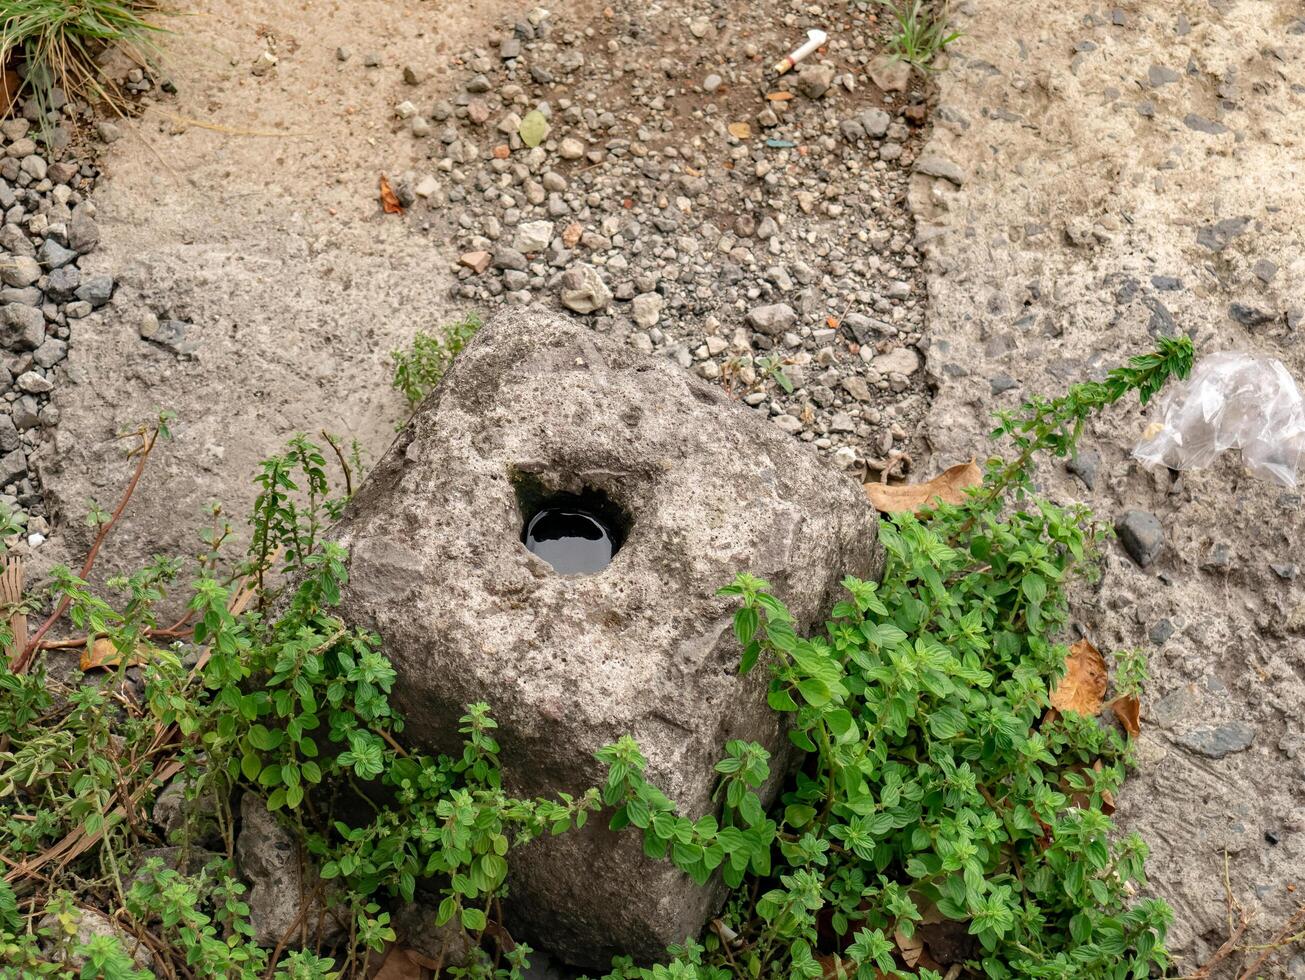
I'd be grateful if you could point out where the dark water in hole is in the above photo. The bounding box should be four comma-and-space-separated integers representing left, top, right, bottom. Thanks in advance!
522, 507, 617, 574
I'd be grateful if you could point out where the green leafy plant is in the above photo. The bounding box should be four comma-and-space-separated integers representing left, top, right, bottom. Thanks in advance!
755, 353, 795, 395
592, 337, 1194, 979
391, 313, 482, 411
876, 0, 962, 71
0, 0, 165, 125
0, 337, 1199, 979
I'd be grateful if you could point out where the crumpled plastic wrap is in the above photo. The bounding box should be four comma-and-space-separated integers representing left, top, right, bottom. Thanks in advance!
1132, 351, 1305, 488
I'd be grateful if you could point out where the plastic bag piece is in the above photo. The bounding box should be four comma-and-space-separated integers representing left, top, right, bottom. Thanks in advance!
1133, 350, 1305, 488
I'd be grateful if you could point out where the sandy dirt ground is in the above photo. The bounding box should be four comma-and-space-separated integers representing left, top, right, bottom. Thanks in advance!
912, 0, 1305, 972
35, 0, 535, 580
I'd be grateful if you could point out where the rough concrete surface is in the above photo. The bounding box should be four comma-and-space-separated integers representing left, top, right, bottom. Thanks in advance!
34, 0, 537, 583
911, 1, 1305, 972
329, 307, 882, 966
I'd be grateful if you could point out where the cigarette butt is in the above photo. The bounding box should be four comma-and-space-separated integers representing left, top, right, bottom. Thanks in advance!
774, 28, 828, 74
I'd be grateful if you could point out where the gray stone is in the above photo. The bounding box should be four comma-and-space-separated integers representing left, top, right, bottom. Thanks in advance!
11, 396, 39, 430
16, 371, 52, 394
1147, 65, 1180, 87
1148, 618, 1175, 645
139, 315, 194, 356
1197, 216, 1250, 252
328, 308, 882, 967
989, 375, 1017, 395
1253, 259, 1278, 283
631, 291, 663, 328
1229, 302, 1275, 327
915, 154, 965, 186
74, 273, 114, 307
44, 264, 80, 301
0, 303, 45, 349
841, 376, 872, 402
871, 347, 921, 376
1115, 510, 1163, 567
0, 449, 26, 486
1184, 113, 1229, 135
558, 263, 612, 313
492, 246, 528, 271
858, 108, 891, 138
747, 302, 797, 336
0, 286, 40, 307
151, 774, 226, 853
515, 220, 554, 253
36, 238, 77, 269
392, 902, 473, 969
1202, 542, 1233, 572
236, 794, 342, 946
0, 255, 39, 288
797, 62, 837, 99
68, 204, 100, 254
1067, 450, 1100, 490
0, 227, 33, 258
0, 417, 16, 453
869, 54, 911, 93
1176, 721, 1257, 760
38, 908, 153, 972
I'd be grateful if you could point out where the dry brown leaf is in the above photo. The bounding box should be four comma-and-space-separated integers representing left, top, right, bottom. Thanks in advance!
727, 121, 753, 139
81, 637, 149, 672
767, 90, 794, 101
379, 175, 403, 214
863, 460, 982, 515
372, 945, 424, 980
894, 928, 924, 967
1, 71, 20, 118
1050, 639, 1108, 716
1110, 695, 1141, 737
1, 557, 26, 667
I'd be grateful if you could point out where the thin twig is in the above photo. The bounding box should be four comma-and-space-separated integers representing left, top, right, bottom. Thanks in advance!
1236, 906, 1305, 980
15, 424, 162, 673
321, 430, 354, 498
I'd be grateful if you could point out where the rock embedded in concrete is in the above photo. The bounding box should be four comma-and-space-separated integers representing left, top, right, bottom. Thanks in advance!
329, 307, 883, 966
1115, 510, 1164, 568
1175, 722, 1257, 760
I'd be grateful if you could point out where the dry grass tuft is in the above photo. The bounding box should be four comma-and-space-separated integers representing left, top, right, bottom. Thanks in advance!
0, 0, 165, 122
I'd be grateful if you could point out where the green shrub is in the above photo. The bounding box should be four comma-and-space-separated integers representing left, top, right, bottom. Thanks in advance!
0, 338, 1193, 978
876, 0, 962, 71
391, 313, 482, 411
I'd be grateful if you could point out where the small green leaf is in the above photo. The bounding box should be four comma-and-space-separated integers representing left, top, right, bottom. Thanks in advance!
519, 110, 550, 148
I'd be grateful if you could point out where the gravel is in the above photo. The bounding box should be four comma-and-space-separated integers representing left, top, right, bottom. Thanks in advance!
0, 105, 112, 525
387, 4, 933, 478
